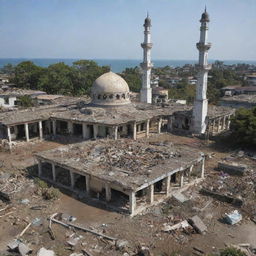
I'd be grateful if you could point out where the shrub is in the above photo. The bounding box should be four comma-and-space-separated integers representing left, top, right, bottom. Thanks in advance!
42, 187, 60, 200
220, 247, 247, 256
34, 178, 48, 189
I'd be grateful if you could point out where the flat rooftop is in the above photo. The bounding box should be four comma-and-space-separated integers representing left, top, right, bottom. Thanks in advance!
220, 95, 256, 104
36, 139, 203, 191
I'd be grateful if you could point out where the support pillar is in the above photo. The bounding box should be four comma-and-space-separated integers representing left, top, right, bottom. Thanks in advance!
7, 126, 11, 143
165, 176, 170, 195
113, 126, 118, 140
70, 171, 75, 189
25, 123, 29, 142
146, 119, 150, 138
52, 163, 56, 182
180, 172, 184, 187
133, 122, 137, 140
85, 175, 90, 194
129, 191, 136, 216
158, 118, 162, 134
167, 117, 173, 132
38, 160, 42, 177
201, 157, 205, 179
227, 115, 231, 129
52, 120, 56, 136
39, 121, 43, 140
188, 165, 194, 182
212, 119, 215, 134
148, 184, 154, 204
68, 121, 73, 135
217, 119, 220, 133
105, 183, 111, 202
93, 125, 98, 139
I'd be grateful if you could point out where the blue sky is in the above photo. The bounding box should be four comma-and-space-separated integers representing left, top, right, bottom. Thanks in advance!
0, 0, 255, 60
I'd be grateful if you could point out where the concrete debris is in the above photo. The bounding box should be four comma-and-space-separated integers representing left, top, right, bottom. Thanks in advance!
218, 162, 247, 176
188, 215, 207, 234
20, 199, 30, 205
162, 220, 191, 232
18, 242, 32, 256
172, 192, 189, 203
224, 210, 242, 225
37, 247, 56, 256
115, 239, 129, 251
7, 239, 21, 250
32, 217, 43, 226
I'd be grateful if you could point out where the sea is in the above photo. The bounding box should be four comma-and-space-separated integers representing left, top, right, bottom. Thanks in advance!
0, 58, 256, 73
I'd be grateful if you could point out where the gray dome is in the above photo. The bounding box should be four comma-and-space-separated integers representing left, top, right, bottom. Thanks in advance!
91, 72, 131, 106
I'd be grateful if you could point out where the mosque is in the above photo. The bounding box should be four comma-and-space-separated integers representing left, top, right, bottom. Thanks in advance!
0, 10, 235, 215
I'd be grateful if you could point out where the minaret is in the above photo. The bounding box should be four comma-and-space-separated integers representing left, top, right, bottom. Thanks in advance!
140, 14, 153, 104
192, 8, 211, 134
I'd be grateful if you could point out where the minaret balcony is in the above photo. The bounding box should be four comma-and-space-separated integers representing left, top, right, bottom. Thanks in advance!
141, 43, 153, 49
196, 42, 211, 51
140, 62, 153, 69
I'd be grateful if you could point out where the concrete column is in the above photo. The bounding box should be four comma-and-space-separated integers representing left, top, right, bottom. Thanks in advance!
180, 172, 184, 187
212, 119, 215, 134
113, 126, 118, 140
217, 119, 220, 133
133, 122, 137, 140
167, 117, 173, 132
227, 115, 231, 129
68, 121, 73, 135
7, 126, 11, 143
188, 165, 194, 182
52, 163, 56, 182
146, 119, 150, 138
129, 191, 136, 216
70, 171, 75, 189
38, 160, 42, 177
165, 176, 170, 195
148, 184, 154, 204
85, 175, 90, 194
201, 157, 205, 179
39, 121, 43, 140
105, 183, 111, 202
158, 118, 162, 134
93, 125, 98, 139
222, 116, 226, 130
25, 123, 29, 142
52, 120, 56, 135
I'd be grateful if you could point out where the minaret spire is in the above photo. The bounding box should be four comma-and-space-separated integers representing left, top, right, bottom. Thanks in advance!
140, 14, 153, 104
192, 9, 211, 134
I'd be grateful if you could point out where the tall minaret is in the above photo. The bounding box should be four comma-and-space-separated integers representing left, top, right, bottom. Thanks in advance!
140, 14, 153, 104
192, 8, 211, 134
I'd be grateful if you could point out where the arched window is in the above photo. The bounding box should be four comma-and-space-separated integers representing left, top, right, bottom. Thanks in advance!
122, 93, 125, 99
98, 94, 101, 100
103, 94, 107, 100
116, 94, 120, 100
109, 94, 114, 99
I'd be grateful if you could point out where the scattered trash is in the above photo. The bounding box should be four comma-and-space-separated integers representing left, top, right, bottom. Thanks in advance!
32, 217, 43, 227
224, 210, 242, 225
18, 242, 32, 256
20, 199, 30, 205
115, 239, 129, 251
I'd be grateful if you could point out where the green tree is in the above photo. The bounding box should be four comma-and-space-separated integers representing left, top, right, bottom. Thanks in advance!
72, 60, 110, 95
18, 95, 35, 108
1, 63, 15, 75
12, 61, 45, 90
121, 67, 141, 92
230, 107, 256, 146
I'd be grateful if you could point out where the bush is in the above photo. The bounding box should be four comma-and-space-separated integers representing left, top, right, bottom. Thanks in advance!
42, 187, 60, 200
34, 178, 48, 189
219, 247, 247, 256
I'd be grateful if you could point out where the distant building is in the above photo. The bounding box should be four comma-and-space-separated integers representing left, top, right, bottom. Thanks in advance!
219, 94, 256, 109
152, 87, 168, 104
246, 74, 256, 86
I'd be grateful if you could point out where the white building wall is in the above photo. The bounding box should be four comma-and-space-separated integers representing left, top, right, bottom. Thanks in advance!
0, 96, 17, 108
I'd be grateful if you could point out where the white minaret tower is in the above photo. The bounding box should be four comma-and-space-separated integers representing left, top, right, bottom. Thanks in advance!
192, 8, 211, 134
140, 14, 153, 104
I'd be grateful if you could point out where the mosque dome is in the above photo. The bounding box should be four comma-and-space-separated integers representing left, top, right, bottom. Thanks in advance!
91, 72, 131, 106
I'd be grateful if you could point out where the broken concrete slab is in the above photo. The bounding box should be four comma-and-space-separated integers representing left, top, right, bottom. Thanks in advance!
218, 162, 247, 176
37, 247, 56, 256
18, 242, 32, 256
172, 192, 189, 203
188, 215, 207, 234
7, 239, 21, 250
162, 220, 191, 232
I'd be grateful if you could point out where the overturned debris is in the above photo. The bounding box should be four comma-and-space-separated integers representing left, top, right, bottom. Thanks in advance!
218, 162, 247, 176
200, 188, 243, 207
224, 210, 242, 225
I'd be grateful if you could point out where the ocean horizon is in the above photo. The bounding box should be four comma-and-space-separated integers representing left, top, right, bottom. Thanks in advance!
0, 58, 256, 73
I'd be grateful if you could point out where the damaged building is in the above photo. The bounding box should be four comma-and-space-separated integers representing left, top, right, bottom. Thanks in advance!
35, 139, 205, 216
